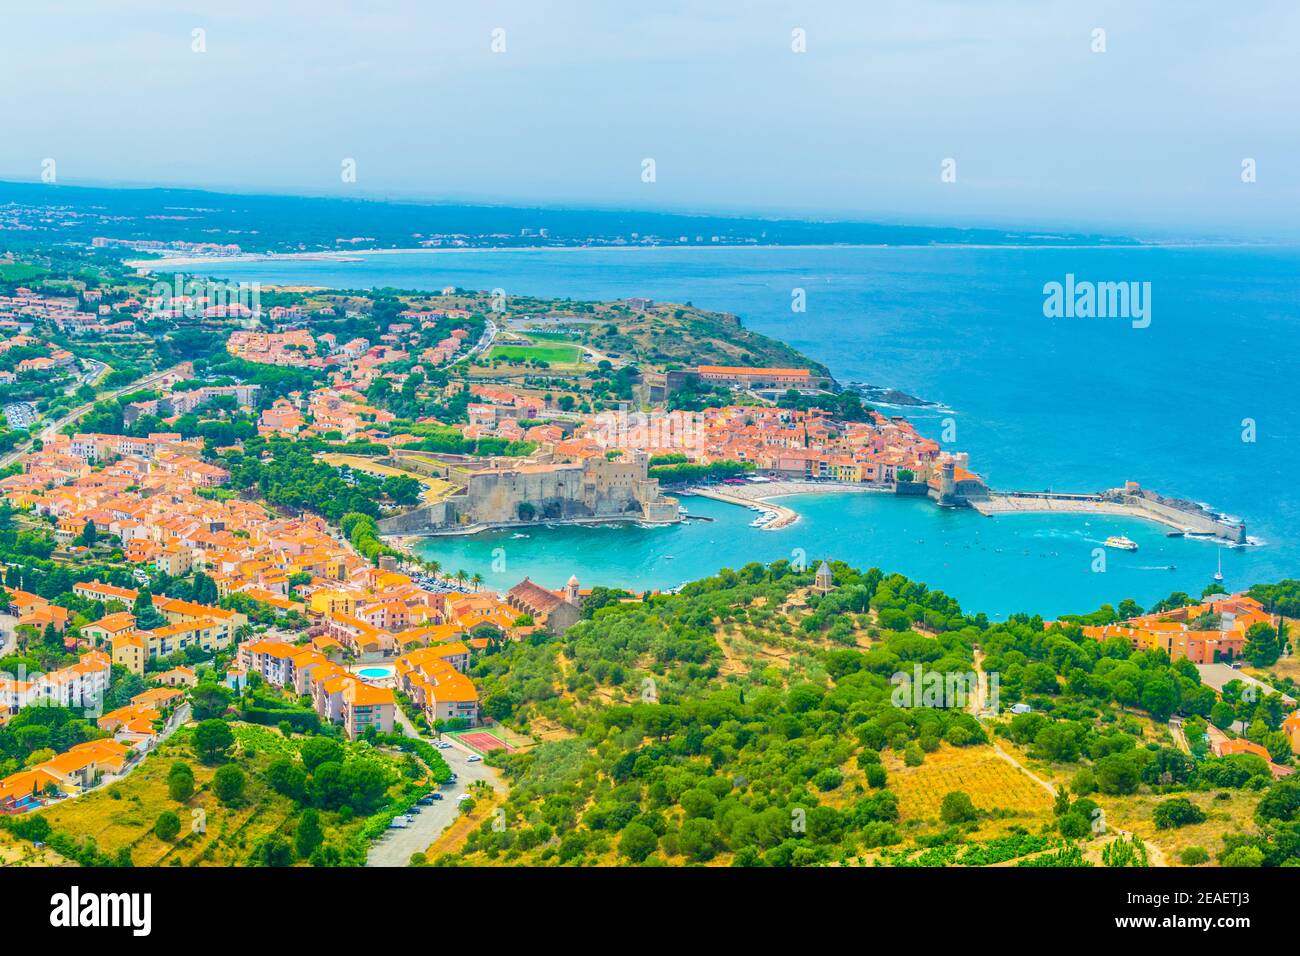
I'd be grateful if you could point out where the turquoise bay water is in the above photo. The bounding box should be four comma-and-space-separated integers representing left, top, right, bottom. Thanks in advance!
206, 245, 1298, 618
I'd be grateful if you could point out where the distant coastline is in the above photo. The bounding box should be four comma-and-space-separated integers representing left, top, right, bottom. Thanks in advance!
120, 239, 1271, 274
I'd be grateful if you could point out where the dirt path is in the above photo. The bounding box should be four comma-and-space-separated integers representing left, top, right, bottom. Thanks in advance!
970, 651, 1167, 867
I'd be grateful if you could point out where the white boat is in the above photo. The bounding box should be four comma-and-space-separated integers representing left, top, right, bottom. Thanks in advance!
1104, 535, 1138, 552
1214, 550, 1224, 583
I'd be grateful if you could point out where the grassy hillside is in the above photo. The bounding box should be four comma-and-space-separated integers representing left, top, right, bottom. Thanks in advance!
412, 289, 829, 376
29, 723, 429, 867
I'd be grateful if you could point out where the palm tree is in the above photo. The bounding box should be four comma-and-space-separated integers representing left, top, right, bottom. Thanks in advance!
454, 569, 468, 589
470, 572, 484, 592
424, 559, 441, 580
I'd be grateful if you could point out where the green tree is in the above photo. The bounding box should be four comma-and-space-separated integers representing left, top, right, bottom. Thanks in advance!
940, 790, 979, 824
167, 762, 195, 802
265, 757, 308, 802
76, 520, 97, 547
299, 737, 344, 772
154, 810, 181, 841
294, 808, 325, 859
1095, 753, 1142, 795
1244, 622, 1282, 668
1140, 678, 1179, 722
133, 588, 165, 630
251, 835, 293, 867
190, 682, 234, 720
618, 822, 659, 862
678, 818, 720, 862
212, 763, 246, 805
192, 719, 234, 763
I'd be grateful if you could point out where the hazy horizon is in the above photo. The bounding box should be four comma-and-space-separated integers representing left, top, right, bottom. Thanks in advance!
4, 1, 1298, 238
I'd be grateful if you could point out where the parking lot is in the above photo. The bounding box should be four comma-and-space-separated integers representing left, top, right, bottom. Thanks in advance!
365, 732, 500, 867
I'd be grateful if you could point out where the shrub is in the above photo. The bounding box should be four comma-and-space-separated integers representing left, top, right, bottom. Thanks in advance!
1152, 797, 1207, 830
1180, 846, 1209, 866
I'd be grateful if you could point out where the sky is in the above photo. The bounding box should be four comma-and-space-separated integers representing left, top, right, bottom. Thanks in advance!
2, 0, 1298, 237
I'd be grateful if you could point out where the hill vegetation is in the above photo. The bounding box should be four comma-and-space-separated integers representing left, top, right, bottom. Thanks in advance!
436, 561, 1300, 868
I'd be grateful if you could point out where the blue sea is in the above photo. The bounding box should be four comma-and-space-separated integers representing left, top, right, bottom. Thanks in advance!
204, 244, 1299, 618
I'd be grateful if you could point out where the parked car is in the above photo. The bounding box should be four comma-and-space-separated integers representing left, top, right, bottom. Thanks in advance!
466, 754, 482, 763
436, 741, 452, 749
389, 816, 410, 829
416, 795, 434, 806
430, 792, 443, 801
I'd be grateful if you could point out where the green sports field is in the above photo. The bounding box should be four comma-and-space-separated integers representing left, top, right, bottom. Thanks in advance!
488, 343, 584, 365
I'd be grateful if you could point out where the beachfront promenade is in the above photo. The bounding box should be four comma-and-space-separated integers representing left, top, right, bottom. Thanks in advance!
683, 480, 887, 530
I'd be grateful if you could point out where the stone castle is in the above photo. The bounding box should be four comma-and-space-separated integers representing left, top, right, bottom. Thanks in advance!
377, 450, 679, 534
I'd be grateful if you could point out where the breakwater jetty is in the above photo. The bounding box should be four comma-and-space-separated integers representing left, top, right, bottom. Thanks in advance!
680, 478, 1247, 545
969, 484, 1247, 544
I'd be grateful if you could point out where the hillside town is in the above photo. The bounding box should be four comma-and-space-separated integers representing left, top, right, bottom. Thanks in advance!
0, 253, 1295, 884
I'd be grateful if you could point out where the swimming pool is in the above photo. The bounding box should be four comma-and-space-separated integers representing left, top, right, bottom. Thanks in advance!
357, 665, 394, 681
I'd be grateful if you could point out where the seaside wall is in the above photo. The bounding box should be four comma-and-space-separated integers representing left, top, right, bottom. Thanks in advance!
1122, 494, 1246, 543
377, 501, 448, 534
377, 453, 676, 533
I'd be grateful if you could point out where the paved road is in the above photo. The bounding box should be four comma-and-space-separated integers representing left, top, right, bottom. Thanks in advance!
365, 713, 501, 867
0, 363, 184, 469
1196, 662, 1295, 705
1168, 717, 1191, 754
464, 318, 497, 361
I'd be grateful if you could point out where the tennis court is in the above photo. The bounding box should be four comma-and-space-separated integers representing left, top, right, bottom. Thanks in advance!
456, 730, 513, 754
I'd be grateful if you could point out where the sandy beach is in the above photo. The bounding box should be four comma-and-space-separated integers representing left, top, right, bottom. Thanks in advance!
683, 480, 889, 530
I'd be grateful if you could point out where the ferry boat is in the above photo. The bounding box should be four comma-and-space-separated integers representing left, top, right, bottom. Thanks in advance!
1104, 535, 1138, 552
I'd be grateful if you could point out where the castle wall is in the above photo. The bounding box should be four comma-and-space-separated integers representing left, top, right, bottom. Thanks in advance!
379, 453, 677, 532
